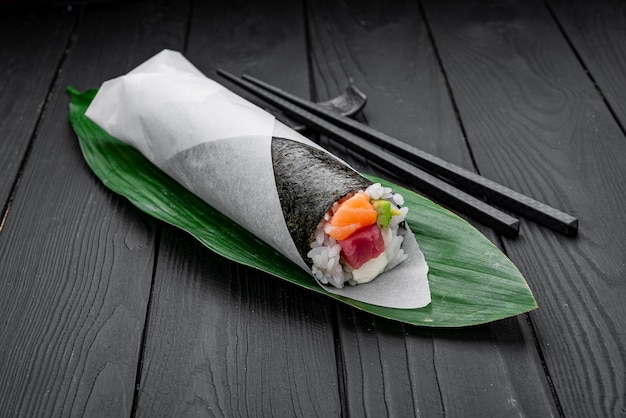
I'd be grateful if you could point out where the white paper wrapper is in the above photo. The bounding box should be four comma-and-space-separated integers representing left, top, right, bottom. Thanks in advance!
85, 49, 430, 309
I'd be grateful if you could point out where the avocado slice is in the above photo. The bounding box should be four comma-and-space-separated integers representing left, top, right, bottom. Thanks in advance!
372, 199, 392, 228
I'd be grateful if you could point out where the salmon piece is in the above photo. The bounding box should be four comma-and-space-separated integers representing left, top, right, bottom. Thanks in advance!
326, 223, 362, 241
327, 192, 377, 240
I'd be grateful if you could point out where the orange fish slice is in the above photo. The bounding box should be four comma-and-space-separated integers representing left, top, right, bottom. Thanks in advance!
327, 192, 377, 240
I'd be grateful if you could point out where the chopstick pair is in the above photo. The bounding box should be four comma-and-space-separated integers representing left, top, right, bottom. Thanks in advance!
217, 69, 578, 238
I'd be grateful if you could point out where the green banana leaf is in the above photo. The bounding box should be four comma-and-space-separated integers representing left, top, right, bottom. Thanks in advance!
68, 87, 536, 327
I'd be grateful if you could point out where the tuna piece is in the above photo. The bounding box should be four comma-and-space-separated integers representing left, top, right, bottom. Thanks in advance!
339, 223, 385, 269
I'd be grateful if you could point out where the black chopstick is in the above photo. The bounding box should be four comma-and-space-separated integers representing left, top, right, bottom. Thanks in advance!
217, 69, 520, 238
236, 73, 578, 237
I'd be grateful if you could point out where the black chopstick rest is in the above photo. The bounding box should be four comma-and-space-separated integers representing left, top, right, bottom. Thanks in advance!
217, 69, 520, 237
238, 73, 578, 237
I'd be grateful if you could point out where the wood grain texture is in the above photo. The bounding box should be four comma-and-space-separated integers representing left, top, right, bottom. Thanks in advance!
0, 0, 188, 416
134, 1, 342, 416
136, 228, 340, 417
305, 0, 558, 416
0, 7, 74, 215
334, 306, 443, 417
1, 0, 624, 416
422, 0, 626, 416
305, 0, 470, 180
549, 0, 626, 132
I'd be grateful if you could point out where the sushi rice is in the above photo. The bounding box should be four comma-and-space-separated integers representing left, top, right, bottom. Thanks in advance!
307, 183, 409, 288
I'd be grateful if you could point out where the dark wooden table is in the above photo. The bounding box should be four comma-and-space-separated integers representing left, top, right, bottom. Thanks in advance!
1, 0, 625, 416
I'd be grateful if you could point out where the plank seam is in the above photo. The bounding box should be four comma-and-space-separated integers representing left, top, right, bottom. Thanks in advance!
524, 313, 566, 417
0, 6, 79, 235
535, 4, 611, 415
416, 0, 482, 178
401, 328, 420, 414
418, 3, 563, 416
417, 0, 517, 238
303, 4, 349, 415
182, 0, 194, 55
330, 306, 349, 417
130, 223, 161, 417
131, 0, 193, 413
430, 329, 446, 417
303, 0, 319, 103
545, 0, 626, 140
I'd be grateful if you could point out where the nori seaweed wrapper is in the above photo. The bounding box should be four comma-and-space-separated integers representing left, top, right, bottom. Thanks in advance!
272, 137, 372, 264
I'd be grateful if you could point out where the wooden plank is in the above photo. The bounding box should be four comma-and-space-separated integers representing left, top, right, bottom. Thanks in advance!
549, 0, 626, 131
0, 7, 74, 216
136, 228, 340, 417
134, 1, 342, 416
306, 0, 559, 416
305, 0, 471, 181
306, 0, 468, 167
421, 0, 626, 416
0, 1, 189, 416
334, 306, 442, 416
